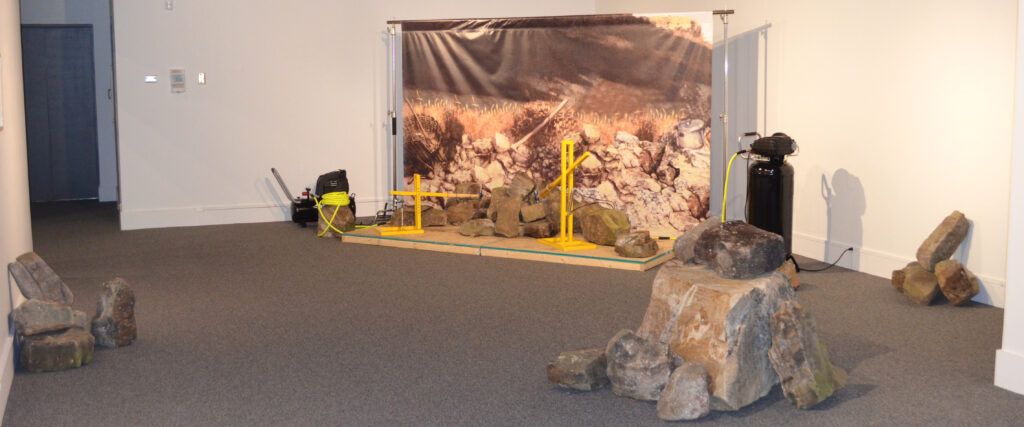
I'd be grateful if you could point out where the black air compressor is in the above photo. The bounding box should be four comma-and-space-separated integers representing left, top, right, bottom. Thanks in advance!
746, 132, 796, 257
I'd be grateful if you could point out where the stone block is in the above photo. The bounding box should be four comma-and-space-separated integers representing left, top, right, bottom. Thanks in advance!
636, 261, 795, 411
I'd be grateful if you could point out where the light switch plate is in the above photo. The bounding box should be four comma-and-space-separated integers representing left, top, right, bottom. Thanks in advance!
197, 72, 206, 85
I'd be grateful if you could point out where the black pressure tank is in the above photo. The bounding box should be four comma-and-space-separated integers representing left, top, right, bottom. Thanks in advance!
746, 133, 796, 256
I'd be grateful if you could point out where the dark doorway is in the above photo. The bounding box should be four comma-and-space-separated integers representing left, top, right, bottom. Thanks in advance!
21, 24, 100, 202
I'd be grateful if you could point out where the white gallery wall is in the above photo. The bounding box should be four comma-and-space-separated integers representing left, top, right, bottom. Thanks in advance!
598, 0, 1017, 307
995, 0, 1024, 398
0, 0, 32, 415
20, 0, 118, 202
112, 0, 1016, 307
111, 0, 595, 230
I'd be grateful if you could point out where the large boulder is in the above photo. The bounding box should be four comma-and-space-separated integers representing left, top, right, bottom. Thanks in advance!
934, 260, 980, 306
657, 362, 711, 421
507, 172, 537, 200
20, 327, 94, 373
521, 220, 556, 238
604, 329, 672, 401
615, 231, 659, 258
673, 219, 718, 263
636, 261, 796, 411
916, 211, 969, 271
487, 187, 511, 221
317, 205, 356, 237
520, 203, 547, 223
694, 221, 785, 280
9, 252, 74, 305
494, 199, 522, 238
13, 299, 87, 336
891, 261, 922, 292
444, 200, 478, 225
903, 264, 939, 305
581, 208, 631, 246
546, 347, 608, 391
91, 278, 137, 348
420, 206, 448, 227
459, 219, 495, 237
769, 301, 847, 409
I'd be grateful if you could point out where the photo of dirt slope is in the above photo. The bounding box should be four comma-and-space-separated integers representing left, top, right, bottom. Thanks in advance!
402, 14, 712, 236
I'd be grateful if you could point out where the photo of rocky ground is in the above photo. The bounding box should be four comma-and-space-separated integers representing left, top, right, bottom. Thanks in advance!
402, 14, 713, 236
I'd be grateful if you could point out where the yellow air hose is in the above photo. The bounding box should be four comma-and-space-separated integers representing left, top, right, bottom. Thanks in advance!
721, 150, 747, 223
313, 191, 351, 237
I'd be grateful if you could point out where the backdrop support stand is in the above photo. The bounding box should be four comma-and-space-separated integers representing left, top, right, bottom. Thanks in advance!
716, 10, 733, 220
387, 24, 402, 214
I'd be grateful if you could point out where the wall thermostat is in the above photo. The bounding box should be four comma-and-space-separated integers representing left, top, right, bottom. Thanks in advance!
170, 68, 185, 93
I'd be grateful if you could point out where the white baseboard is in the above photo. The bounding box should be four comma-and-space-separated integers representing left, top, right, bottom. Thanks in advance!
0, 335, 14, 420
792, 232, 1005, 308
995, 349, 1024, 395
120, 199, 388, 230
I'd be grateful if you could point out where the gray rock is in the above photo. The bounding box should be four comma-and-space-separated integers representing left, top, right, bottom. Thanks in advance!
892, 261, 921, 292
605, 329, 672, 401
657, 362, 711, 421
507, 172, 537, 200
317, 205, 356, 237
934, 260, 979, 306
571, 202, 605, 233
487, 187, 511, 221
420, 206, 447, 227
916, 211, 969, 271
521, 220, 556, 238
20, 327, 94, 373
10, 252, 74, 305
546, 347, 608, 391
494, 199, 522, 238
581, 208, 631, 246
91, 278, 137, 348
459, 219, 495, 237
778, 259, 800, 290
694, 221, 785, 279
520, 203, 547, 223
903, 264, 939, 305
673, 219, 718, 263
769, 301, 847, 409
636, 261, 796, 411
13, 299, 88, 336
615, 231, 658, 258
445, 200, 478, 225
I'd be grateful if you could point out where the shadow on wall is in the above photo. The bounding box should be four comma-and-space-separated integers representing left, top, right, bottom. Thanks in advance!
821, 169, 865, 269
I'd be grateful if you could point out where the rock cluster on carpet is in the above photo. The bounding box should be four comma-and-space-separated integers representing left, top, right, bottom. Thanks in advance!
891, 211, 978, 305
547, 220, 845, 420
8, 252, 137, 373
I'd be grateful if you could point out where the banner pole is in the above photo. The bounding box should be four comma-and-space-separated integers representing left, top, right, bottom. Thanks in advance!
388, 24, 400, 204
720, 12, 730, 220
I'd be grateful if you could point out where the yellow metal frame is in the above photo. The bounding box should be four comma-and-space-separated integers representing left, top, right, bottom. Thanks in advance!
538, 140, 597, 251
377, 174, 478, 236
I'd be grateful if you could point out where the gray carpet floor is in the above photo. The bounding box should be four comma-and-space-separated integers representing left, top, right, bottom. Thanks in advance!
3, 201, 1023, 426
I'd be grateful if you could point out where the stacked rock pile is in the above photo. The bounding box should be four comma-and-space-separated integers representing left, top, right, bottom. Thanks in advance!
8, 252, 137, 373
891, 211, 978, 305
547, 221, 845, 420
385, 172, 662, 258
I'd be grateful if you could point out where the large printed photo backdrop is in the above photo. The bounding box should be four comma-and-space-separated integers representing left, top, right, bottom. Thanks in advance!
402, 14, 712, 236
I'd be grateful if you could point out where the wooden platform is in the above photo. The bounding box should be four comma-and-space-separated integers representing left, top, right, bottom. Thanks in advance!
342, 226, 674, 271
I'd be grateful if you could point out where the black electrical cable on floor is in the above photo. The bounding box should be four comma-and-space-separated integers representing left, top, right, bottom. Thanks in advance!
801, 247, 854, 272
